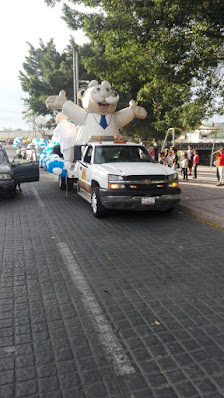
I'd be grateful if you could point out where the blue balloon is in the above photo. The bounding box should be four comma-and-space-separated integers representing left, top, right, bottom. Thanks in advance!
13, 137, 22, 147
61, 169, 67, 178
47, 155, 65, 175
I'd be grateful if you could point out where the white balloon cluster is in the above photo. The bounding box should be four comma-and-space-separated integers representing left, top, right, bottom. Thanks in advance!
39, 144, 67, 178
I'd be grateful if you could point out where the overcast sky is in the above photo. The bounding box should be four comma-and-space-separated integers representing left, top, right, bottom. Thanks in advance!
0, 0, 86, 130
0, 0, 223, 131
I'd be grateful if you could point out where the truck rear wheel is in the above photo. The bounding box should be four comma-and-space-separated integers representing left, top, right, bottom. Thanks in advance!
91, 187, 106, 218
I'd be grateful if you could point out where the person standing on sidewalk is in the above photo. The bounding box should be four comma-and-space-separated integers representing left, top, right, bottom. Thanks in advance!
172, 148, 179, 170
187, 145, 193, 176
181, 153, 189, 180
193, 150, 200, 178
213, 148, 224, 186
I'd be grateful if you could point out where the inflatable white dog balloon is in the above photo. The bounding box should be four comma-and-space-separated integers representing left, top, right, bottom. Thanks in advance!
46, 80, 147, 145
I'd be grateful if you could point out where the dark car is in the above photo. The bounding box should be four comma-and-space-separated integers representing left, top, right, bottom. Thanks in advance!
0, 145, 39, 197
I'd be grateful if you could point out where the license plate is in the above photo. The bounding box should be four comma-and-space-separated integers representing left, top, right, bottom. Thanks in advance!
141, 197, 155, 205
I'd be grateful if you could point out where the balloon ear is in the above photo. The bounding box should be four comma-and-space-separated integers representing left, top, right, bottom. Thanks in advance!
88, 80, 98, 88
78, 88, 86, 99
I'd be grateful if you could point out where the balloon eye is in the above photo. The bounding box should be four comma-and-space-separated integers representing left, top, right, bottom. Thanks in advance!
97, 88, 101, 92
106, 88, 110, 92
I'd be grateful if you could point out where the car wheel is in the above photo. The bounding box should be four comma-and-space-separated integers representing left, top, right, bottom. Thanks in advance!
91, 187, 106, 218
58, 175, 66, 190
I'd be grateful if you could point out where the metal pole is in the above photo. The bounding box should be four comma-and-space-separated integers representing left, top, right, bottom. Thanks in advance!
33, 115, 36, 138
73, 49, 77, 104
210, 139, 215, 169
75, 51, 79, 105
172, 128, 175, 147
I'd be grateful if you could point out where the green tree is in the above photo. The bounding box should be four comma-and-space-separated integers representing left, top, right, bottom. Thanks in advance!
43, 0, 224, 139
19, 39, 73, 115
19, 38, 95, 127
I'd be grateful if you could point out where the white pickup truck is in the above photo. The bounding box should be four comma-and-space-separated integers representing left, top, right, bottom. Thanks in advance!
62, 137, 181, 217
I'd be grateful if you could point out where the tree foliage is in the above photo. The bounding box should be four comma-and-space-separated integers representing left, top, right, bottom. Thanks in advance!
19, 39, 73, 115
19, 38, 95, 127
42, 0, 224, 138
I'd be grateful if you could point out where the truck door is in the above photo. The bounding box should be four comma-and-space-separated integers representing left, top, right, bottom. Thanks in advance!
13, 161, 39, 184
78, 146, 93, 195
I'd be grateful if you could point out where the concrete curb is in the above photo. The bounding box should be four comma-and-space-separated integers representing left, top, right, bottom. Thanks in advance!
179, 203, 224, 230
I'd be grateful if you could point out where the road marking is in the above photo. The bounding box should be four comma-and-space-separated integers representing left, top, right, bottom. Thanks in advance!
31, 186, 45, 207
57, 241, 135, 376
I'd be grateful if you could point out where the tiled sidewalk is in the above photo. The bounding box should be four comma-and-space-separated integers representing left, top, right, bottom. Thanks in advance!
179, 166, 224, 229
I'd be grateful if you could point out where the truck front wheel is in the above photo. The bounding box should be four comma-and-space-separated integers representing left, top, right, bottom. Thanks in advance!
91, 187, 106, 218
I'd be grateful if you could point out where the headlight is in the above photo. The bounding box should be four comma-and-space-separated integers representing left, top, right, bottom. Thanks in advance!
108, 175, 124, 182
108, 175, 125, 189
168, 173, 178, 180
0, 174, 11, 180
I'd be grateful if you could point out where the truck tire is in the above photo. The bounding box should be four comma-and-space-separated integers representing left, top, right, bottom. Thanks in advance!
91, 187, 106, 218
58, 175, 66, 190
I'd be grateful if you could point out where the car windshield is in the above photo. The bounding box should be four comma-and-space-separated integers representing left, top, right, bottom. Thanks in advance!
0, 150, 9, 163
94, 145, 154, 164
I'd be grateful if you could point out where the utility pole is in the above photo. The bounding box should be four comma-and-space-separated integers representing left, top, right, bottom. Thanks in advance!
33, 114, 36, 138
73, 49, 77, 105
71, 46, 89, 105
73, 48, 80, 105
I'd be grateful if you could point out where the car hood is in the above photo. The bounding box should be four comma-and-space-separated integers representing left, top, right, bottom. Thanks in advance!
0, 163, 11, 173
95, 162, 176, 176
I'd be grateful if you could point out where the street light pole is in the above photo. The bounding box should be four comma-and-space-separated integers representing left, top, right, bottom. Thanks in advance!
75, 50, 79, 105
72, 49, 77, 105
72, 48, 80, 105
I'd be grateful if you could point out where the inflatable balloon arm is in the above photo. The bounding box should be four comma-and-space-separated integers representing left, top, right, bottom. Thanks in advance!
45, 90, 68, 110
115, 100, 147, 128
62, 100, 88, 126
129, 100, 147, 119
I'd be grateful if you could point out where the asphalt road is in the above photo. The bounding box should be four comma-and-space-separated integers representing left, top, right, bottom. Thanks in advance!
1, 148, 224, 397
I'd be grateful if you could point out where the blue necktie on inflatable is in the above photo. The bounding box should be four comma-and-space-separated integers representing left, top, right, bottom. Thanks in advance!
100, 115, 108, 129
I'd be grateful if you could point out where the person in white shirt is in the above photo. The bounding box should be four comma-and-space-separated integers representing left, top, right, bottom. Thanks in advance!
181, 153, 189, 179
187, 145, 193, 176
166, 151, 173, 167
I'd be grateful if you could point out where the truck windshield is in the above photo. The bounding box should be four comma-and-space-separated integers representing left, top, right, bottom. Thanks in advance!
94, 145, 154, 164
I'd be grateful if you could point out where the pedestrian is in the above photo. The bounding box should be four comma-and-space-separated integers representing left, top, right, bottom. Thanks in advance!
187, 145, 193, 176
159, 152, 166, 165
166, 151, 173, 167
16, 183, 22, 193
164, 148, 169, 159
213, 148, 224, 186
181, 153, 189, 180
153, 138, 158, 162
172, 149, 179, 170
193, 150, 200, 178
149, 146, 155, 160
214, 159, 219, 181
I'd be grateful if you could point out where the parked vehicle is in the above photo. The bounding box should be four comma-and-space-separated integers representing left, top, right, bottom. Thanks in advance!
0, 145, 39, 197
59, 136, 181, 217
